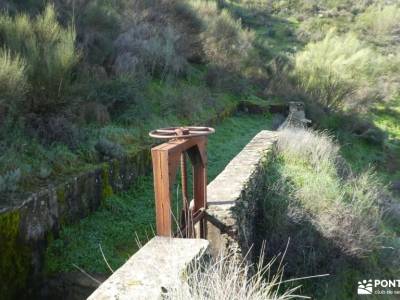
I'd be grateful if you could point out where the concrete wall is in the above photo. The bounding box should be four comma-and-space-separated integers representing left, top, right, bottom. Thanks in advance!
206, 130, 277, 263
88, 237, 209, 300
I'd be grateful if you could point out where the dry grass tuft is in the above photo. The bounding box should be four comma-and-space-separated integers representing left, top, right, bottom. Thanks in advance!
166, 247, 307, 300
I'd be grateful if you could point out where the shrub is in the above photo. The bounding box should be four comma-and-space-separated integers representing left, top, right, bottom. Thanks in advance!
293, 29, 385, 109
0, 169, 21, 194
185, 0, 255, 72
114, 23, 188, 78
86, 74, 144, 117
186, 0, 219, 19
0, 4, 79, 112
356, 4, 400, 45
0, 49, 28, 113
151, 82, 210, 120
78, 0, 122, 65
273, 127, 388, 256
95, 137, 126, 160
79, 102, 110, 125
166, 248, 302, 300
202, 9, 254, 71
24, 114, 82, 150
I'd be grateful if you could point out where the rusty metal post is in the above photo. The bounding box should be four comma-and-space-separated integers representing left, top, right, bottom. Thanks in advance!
149, 127, 214, 238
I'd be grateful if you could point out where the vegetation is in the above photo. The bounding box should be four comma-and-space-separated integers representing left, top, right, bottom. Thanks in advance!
293, 29, 389, 109
45, 114, 273, 274
0, 5, 78, 113
0, 0, 399, 299
0, 0, 263, 202
167, 248, 302, 300
260, 128, 399, 299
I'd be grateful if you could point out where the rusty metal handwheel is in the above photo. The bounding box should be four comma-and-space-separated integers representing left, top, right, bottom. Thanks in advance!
149, 126, 215, 139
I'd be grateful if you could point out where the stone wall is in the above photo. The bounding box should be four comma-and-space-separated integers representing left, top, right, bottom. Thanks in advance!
0, 149, 151, 300
206, 130, 277, 263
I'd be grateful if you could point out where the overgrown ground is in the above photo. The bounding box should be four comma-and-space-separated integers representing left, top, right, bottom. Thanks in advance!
1, 0, 400, 299
221, 1, 400, 299
222, 0, 400, 186
259, 128, 400, 299
0, 0, 266, 202
45, 113, 272, 274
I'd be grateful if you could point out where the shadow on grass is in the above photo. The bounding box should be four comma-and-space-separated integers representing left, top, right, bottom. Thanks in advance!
254, 156, 396, 300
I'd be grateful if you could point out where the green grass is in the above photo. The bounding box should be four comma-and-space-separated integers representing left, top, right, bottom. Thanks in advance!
0, 74, 241, 202
261, 128, 398, 299
372, 97, 400, 144
337, 97, 400, 183
45, 113, 272, 274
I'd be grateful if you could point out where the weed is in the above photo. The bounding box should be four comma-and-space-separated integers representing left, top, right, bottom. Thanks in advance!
0, 4, 79, 113
259, 127, 398, 298
167, 248, 304, 300
0, 49, 27, 114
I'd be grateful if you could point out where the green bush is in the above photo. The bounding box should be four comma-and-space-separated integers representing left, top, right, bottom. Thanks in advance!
114, 22, 188, 79
293, 29, 385, 109
186, 0, 219, 19
78, 0, 121, 65
0, 4, 79, 112
202, 9, 254, 71
356, 4, 400, 45
86, 74, 144, 117
0, 169, 21, 194
260, 127, 398, 298
186, 1, 254, 72
0, 49, 28, 113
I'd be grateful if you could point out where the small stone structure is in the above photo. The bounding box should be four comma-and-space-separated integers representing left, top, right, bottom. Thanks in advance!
88, 130, 278, 299
88, 237, 209, 300
279, 101, 311, 129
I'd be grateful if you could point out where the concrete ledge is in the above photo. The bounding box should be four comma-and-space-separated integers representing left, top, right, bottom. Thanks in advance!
87, 237, 209, 300
206, 130, 278, 261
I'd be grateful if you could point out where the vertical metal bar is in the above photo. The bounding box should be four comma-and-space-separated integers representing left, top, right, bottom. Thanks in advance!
152, 149, 172, 236
193, 137, 207, 239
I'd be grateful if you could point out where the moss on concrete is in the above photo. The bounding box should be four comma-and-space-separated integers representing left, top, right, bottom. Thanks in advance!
0, 210, 31, 300
101, 167, 113, 200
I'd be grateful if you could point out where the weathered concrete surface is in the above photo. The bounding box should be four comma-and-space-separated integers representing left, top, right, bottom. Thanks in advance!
87, 237, 209, 300
206, 130, 278, 262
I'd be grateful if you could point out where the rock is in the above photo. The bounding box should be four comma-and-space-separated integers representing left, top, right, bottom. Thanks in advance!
279, 101, 311, 129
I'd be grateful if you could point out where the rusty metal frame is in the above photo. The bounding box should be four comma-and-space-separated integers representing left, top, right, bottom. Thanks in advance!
151, 136, 208, 238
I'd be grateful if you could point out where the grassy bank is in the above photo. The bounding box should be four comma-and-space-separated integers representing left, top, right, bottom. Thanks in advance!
259, 128, 399, 299
45, 113, 272, 274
